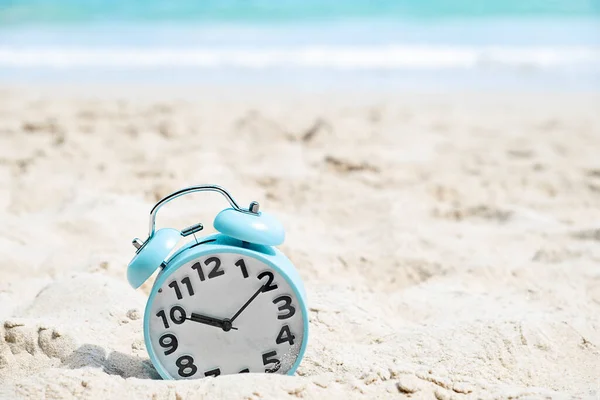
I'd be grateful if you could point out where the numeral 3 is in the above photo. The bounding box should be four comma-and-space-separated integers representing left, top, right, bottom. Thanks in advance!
273, 295, 295, 319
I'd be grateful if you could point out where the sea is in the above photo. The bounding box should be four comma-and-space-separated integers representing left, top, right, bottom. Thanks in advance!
0, 0, 599, 90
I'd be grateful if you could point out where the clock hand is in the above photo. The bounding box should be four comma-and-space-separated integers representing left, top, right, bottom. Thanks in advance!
229, 285, 265, 324
187, 313, 238, 331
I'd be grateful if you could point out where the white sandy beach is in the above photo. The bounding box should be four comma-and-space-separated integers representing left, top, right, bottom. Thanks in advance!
0, 87, 599, 399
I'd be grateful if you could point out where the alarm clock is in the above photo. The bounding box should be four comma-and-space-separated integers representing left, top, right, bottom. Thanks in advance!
126, 185, 308, 379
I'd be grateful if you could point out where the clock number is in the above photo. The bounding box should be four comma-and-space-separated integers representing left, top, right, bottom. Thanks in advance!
235, 259, 249, 278
273, 295, 296, 319
156, 306, 186, 328
170, 306, 186, 325
191, 262, 205, 281
276, 325, 295, 345
156, 310, 169, 328
192, 257, 224, 281
176, 355, 198, 378
158, 333, 178, 355
204, 368, 221, 377
181, 277, 194, 296
168, 281, 182, 299
205, 257, 225, 279
168, 277, 194, 300
239, 368, 250, 373
258, 271, 278, 292
262, 350, 281, 373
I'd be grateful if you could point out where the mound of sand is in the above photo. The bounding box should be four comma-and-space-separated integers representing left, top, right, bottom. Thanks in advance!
0, 88, 599, 399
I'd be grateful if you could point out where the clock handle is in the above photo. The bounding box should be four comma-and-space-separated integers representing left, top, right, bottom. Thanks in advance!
147, 184, 260, 238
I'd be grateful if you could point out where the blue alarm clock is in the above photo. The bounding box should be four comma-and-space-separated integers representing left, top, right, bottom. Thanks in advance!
126, 185, 308, 379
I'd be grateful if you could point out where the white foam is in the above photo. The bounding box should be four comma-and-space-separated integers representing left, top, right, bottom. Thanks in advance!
0, 45, 598, 70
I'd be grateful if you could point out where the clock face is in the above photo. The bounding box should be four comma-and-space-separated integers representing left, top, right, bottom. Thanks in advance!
147, 251, 306, 379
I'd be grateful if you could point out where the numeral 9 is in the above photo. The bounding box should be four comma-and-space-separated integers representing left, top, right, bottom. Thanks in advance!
159, 333, 178, 355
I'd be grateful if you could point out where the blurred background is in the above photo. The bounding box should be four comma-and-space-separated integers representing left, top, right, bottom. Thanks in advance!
0, 0, 599, 90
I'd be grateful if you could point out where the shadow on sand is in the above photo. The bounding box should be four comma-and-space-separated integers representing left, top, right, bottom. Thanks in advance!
63, 343, 160, 379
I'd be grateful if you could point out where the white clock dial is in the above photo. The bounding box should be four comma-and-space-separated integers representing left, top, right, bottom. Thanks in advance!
147, 252, 305, 379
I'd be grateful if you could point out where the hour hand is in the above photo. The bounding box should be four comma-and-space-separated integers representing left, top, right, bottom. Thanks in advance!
187, 313, 237, 331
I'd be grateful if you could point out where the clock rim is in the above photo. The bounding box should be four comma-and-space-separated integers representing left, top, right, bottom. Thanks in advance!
143, 243, 309, 380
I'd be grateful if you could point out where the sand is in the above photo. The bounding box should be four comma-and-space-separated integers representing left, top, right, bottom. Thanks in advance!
0, 87, 599, 399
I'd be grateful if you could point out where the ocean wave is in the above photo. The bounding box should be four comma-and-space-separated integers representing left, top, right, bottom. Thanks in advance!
0, 45, 598, 69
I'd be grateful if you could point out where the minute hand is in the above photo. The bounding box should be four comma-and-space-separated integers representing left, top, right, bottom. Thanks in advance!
230, 285, 264, 323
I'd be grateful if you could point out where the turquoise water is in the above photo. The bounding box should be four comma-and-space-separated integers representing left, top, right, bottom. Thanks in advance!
2, 0, 599, 24
0, 1, 599, 89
